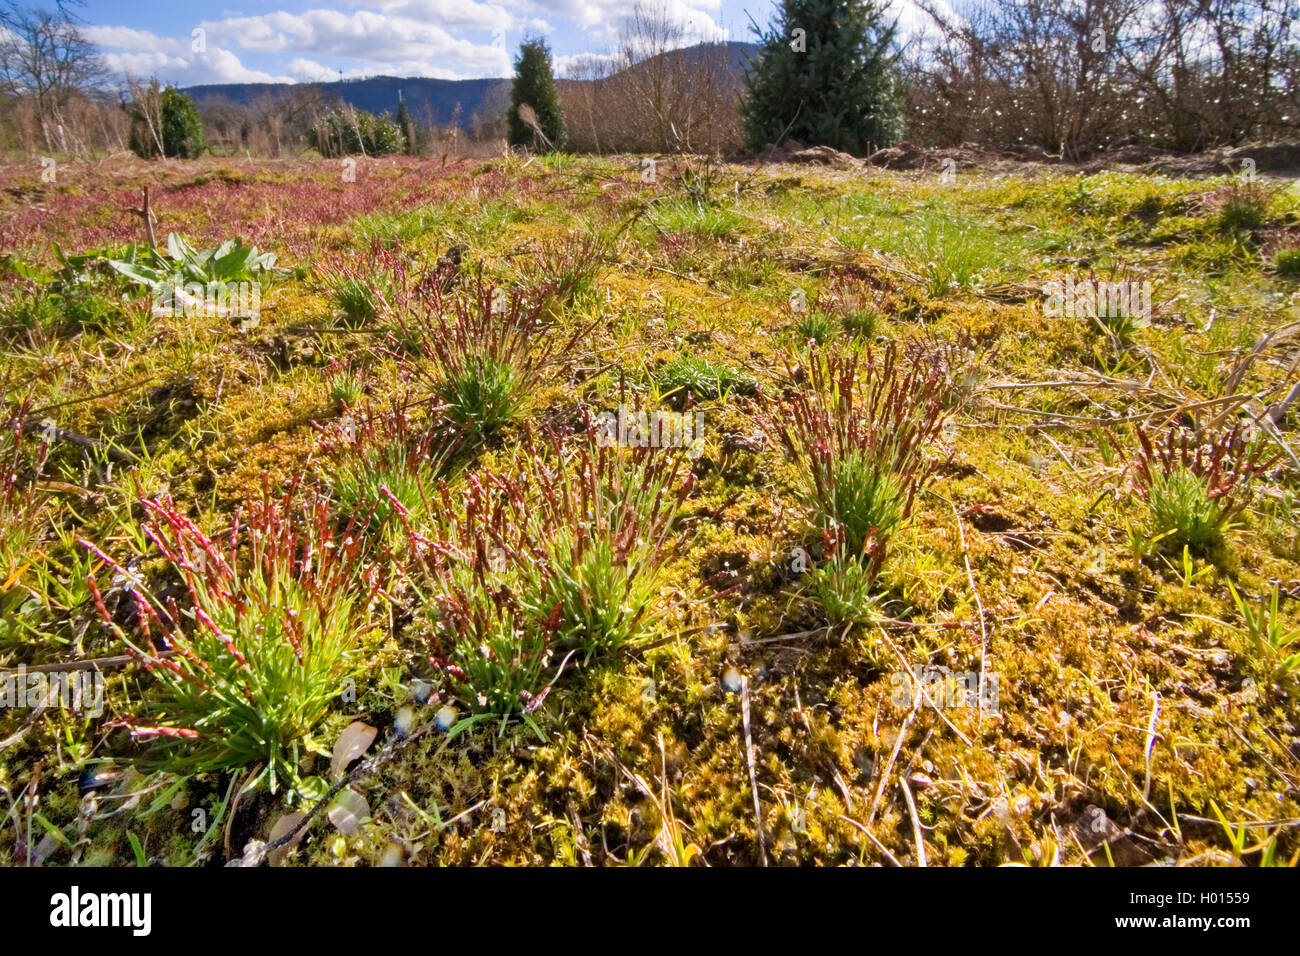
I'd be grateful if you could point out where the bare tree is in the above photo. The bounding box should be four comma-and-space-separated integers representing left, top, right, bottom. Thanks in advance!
125, 75, 165, 157
559, 1, 744, 154
0, 1, 103, 153
907, 0, 1299, 154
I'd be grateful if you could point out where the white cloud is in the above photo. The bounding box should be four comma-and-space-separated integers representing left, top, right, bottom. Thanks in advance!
554, 50, 619, 77
86, 24, 291, 84
84, 0, 742, 86
200, 8, 510, 76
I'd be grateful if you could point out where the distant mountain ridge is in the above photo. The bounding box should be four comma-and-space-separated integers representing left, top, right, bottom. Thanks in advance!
183, 41, 759, 129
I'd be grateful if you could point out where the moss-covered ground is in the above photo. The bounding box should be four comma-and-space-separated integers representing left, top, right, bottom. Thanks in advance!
1, 153, 1298, 866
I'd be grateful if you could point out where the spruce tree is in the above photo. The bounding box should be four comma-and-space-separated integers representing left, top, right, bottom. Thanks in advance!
508, 36, 567, 151
396, 99, 420, 155
742, 0, 902, 156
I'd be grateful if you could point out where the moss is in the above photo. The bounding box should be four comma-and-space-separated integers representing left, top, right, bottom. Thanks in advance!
0, 155, 1297, 866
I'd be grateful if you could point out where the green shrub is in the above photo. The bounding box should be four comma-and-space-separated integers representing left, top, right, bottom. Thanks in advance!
129, 85, 206, 159
310, 107, 407, 157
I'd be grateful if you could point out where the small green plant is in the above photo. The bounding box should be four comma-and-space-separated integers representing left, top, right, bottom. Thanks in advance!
514, 433, 692, 658
1215, 182, 1271, 233
1132, 424, 1275, 555
317, 401, 458, 547
842, 305, 880, 339
332, 274, 389, 327
416, 278, 583, 444
1271, 246, 1300, 278
1229, 582, 1300, 676
807, 540, 884, 627
106, 233, 288, 293
652, 356, 757, 404
85, 487, 381, 793
792, 310, 836, 346
439, 356, 522, 440
820, 270, 886, 340
329, 372, 365, 409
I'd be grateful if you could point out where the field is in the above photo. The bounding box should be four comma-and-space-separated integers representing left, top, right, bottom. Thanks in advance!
1, 152, 1298, 867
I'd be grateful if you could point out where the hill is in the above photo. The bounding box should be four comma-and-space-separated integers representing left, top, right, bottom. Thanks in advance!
182, 42, 758, 130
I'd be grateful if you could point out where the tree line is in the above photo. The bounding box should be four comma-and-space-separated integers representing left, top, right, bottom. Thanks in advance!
2, 0, 1296, 162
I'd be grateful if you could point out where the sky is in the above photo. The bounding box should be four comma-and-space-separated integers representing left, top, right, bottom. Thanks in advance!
76, 0, 937, 87
77, 0, 781, 86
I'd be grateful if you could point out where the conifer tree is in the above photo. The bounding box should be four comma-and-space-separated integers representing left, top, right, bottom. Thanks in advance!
508, 36, 567, 151
742, 0, 902, 156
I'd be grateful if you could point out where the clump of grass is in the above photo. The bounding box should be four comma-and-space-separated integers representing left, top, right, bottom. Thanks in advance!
326, 239, 421, 328
413, 428, 693, 716
652, 355, 757, 404
904, 331, 992, 413
528, 227, 619, 308
1132, 423, 1275, 555
513, 432, 692, 659
316, 400, 459, 547
332, 274, 390, 327
791, 310, 836, 346
85, 487, 381, 793
1213, 182, 1272, 233
1271, 246, 1300, 278
649, 199, 743, 238
324, 359, 365, 409
909, 210, 999, 297
0, 287, 125, 344
806, 528, 884, 626
330, 372, 365, 409
1077, 268, 1153, 343
762, 343, 952, 582
820, 271, 887, 340
415, 277, 584, 444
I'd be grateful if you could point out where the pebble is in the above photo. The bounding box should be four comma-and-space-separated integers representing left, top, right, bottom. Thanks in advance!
434, 705, 458, 732
722, 667, 743, 694
394, 706, 415, 739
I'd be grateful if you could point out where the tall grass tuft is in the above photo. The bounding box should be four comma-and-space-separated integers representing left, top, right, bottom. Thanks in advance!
1132, 423, 1275, 554
85, 486, 381, 792
411, 426, 693, 717
762, 343, 952, 582
413, 277, 585, 444
316, 399, 460, 548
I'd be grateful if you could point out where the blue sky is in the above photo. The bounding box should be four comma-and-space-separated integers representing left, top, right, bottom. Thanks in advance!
77, 0, 788, 85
